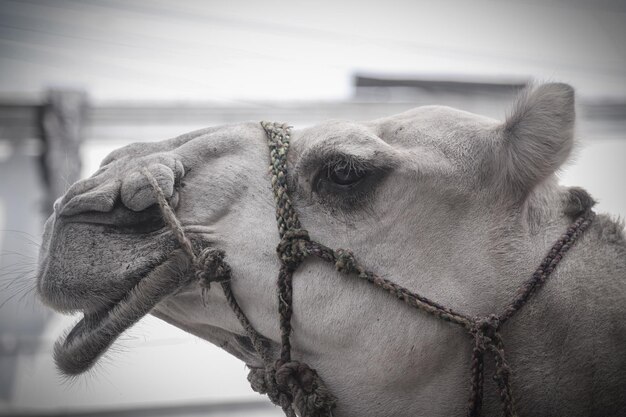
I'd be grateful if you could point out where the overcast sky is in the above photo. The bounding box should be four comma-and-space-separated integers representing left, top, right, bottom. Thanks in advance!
0, 0, 625, 102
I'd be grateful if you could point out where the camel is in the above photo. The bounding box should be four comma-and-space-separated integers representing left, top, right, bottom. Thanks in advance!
36, 83, 625, 416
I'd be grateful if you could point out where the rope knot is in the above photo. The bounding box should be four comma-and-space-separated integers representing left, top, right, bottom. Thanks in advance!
247, 367, 270, 394
476, 314, 500, 337
275, 360, 315, 392
334, 248, 359, 274
274, 360, 337, 417
471, 314, 501, 351
277, 229, 310, 269
194, 248, 232, 288
247, 362, 336, 417
248, 367, 282, 404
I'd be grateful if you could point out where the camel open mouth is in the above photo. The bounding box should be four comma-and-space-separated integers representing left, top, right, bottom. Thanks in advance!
54, 250, 192, 376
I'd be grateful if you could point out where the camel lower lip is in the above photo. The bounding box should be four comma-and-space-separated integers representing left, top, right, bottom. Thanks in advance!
53, 250, 192, 375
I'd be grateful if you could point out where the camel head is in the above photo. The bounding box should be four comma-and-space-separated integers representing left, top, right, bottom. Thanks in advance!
38, 83, 622, 416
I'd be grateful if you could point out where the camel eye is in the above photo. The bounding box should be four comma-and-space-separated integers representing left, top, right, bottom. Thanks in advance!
308, 153, 392, 211
328, 162, 366, 187
312, 156, 372, 197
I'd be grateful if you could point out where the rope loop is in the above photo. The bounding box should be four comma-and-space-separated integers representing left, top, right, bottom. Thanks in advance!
277, 229, 311, 269
248, 367, 281, 404
334, 248, 361, 276
474, 314, 500, 341
248, 362, 336, 417
274, 360, 337, 417
468, 314, 517, 417
194, 247, 232, 288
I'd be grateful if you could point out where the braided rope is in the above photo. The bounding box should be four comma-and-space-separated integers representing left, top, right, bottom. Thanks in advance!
263, 121, 302, 238
142, 122, 595, 417
262, 122, 338, 416
499, 210, 595, 324
261, 121, 595, 417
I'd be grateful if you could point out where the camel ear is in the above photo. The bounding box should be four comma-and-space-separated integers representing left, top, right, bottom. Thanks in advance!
497, 83, 575, 198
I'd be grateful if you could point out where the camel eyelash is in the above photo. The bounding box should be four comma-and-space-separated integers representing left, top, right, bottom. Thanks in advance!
306, 153, 391, 211
315, 156, 371, 188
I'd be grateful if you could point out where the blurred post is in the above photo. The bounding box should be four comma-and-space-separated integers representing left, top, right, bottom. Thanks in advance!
38, 89, 88, 214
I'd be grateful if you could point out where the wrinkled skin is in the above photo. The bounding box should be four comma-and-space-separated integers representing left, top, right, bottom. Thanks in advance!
37, 84, 626, 416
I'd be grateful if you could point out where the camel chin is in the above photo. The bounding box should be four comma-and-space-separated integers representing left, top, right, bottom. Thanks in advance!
36, 84, 626, 416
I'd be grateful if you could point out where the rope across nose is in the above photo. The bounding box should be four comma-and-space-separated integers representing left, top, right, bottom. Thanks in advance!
141, 167, 228, 289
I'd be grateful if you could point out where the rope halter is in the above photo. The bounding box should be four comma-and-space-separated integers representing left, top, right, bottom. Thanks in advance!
142, 122, 596, 417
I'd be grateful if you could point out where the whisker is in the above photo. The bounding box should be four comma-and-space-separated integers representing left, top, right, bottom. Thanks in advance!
0, 273, 36, 310
0, 272, 36, 292
18, 282, 38, 306
7, 280, 36, 305
0, 229, 40, 237
0, 265, 36, 277
0, 251, 37, 259
0, 262, 36, 276
0, 229, 43, 247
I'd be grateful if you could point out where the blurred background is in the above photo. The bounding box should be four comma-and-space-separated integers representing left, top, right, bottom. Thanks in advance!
0, 1, 624, 416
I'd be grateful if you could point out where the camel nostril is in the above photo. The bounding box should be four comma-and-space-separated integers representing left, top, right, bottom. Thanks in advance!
59, 176, 103, 208
121, 163, 176, 212
60, 180, 121, 217
53, 196, 64, 213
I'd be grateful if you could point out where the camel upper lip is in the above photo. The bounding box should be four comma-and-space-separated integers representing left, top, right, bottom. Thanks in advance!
37, 250, 158, 315
37, 221, 214, 316
53, 250, 193, 376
